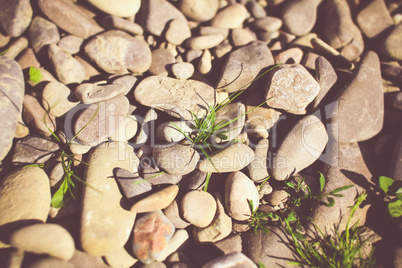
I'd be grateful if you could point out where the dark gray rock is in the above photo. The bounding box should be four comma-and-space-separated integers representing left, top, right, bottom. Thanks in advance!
282, 0, 319, 36
312, 56, 338, 109
142, 162, 182, 186
12, 136, 59, 165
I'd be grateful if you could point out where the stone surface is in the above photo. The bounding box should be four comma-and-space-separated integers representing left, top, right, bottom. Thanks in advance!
213, 233, 242, 254
181, 170, 207, 191
111, 75, 137, 95
327, 51, 384, 143
181, 191, 217, 228
74, 96, 130, 147
356, 0, 393, 39
149, 48, 176, 76
38, 0, 103, 39
58, 35, 84, 55
22, 94, 56, 136
248, 139, 269, 182
134, 76, 217, 120
213, 103, 246, 143
0, 56, 24, 162
12, 136, 59, 165
104, 247, 138, 268
198, 142, 255, 173
156, 121, 193, 143
225, 171, 259, 221
382, 22, 402, 61
80, 142, 138, 256
0, 166, 50, 228
272, 115, 328, 180
135, 108, 158, 145
186, 34, 224, 51
211, 4, 250, 29
274, 47, 303, 64
68, 249, 110, 268
48, 44, 85, 85
85, 30, 152, 75
179, 0, 219, 22
282, 0, 318, 36
230, 28, 256, 47
109, 115, 138, 142
253, 16, 282, 33
42, 81, 79, 117
265, 63, 320, 114
88, 0, 141, 17
153, 143, 199, 176
132, 210, 175, 264
312, 56, 338, 109
103, 15, 143, 36
164, 200, 191, 229
29, 16, 60, 54
114, 168, 152, 201
216, 41, 274, 93
142, 162, 182, 186
16, 48, 40, 70
75, 83, 126, 104
30, 258, 74, 268
198, 49, 213, 74
156, 229, 189, 262
166, 19, 192, 45
202, 252, 257, 268
130, 185, 179, 213
0, 0, 32, 37
9, 223, 74, 260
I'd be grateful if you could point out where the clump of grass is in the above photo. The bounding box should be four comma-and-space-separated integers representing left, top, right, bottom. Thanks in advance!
378, 176, 402, 218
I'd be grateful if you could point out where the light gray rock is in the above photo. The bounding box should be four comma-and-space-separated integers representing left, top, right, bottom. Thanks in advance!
149, 48, 176, 76
87, 0, 141, 17
356, 0, 393, 39
312, 56, 337, 109
382, 22, 402, 61
85, 30, 151, 75
213, 103, 246, 143
202, 252, 257, 268
165, 19, 192, 46
134, 76, 217, 120
12, 136, 59, 165
109, 115, 138, 142
29, 16, 60, 54
111, 75, 137, 95
164, 200, 191, 229
0, 56, 24, 162
58, 35, 83, 54
274, 47, 303, 65
81, 142, 138, 256
75, 83, 126, 104
281, 0, 319, 36
248, 139, 269, 182
22, 94, 56, 136
265, 63, 320, 114
186, 34, 225, 51
230, 28, 256, 47
272, 115, 328, 181
142, 162, 182, 186
103, 15, 143, 36
42, 81, 79, 117
0, 0, 32, 37
130, 185, 179, 213
225, 171, 259, 221
68, 249, 110, 268
179, 0, 219, 22
157, 121, 193, 143
253, 16, 282, 33
265, 189, 288, 206
181, 190, 217, 228
181, 170, 207, 190
211, 4, 250, 29
216, 41, 274, 93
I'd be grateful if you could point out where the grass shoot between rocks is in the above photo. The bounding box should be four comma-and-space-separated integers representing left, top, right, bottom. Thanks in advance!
378, 176, 402, 218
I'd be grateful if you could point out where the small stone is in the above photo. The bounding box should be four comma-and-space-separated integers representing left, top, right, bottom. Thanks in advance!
85, 30, 152, 75
248, 139, 269, 182
181, 191, 217, 228
68, 250, 110, 268
109, 115, 138, 142
312, 56, 337, 109
225, 171, 259, 221
246, 1, 266, 19
213, 233, 242, 254
211, 4, 250, 29
186, 50, 203, 64
58, 35, 84, 54
272, 115, 328, 181
181, 170, 207, 190
266, 189, 288, 206
274, 47, 303, 64
114, 168, 152, 201
216, 41, 274, 93
111, 75, 137, 95
200, 26, 229, 39
2, 37, 28, 59
198, 49, 213, 74
135, 108, 158, 145
157, 121, 193, 143
381, 62, 402, 85
356, 0, 393, 39
301, 51, 320, 70
29, 257, 74, 268
38, 0, 103, 39
258, 182, 273, 199
132, 210, 175, 264
88, 0, 141, 17
231, 28, 256, 47
134, 76, 216, 120
48, 44, 85, 85
265, 63, 320, 114
186, 34, 224, 51
165, 19, 191, 45
130, 185, 179, 213
74, 55, 100, 80
103, 15, 143, 36
213, 103, 246, 143
202, 252, 257, 268
382, 23, 402, 60
281, 0, 319, 36
104, 247, 138, 268
142, 162, 182, 186
29, 16, 60, 54
257, 30, 280, 43
75, 83, 126, 104
16, 48, 40, 70
42, 81, 79, 117
149, 48, 176, 76
0, 0, 32, 37
156, 229, 189, 262
12, 136, 59, 165
179, 0, 219, 22
253, 16, 282, 33
164, 200, 191, 229
172, 62, 195, 79
9, 223, 74, 260
198, 142, 255, 173
22, 94, 56, 136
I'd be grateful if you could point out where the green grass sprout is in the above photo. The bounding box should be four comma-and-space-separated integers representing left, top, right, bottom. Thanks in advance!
29, 66, 42, 83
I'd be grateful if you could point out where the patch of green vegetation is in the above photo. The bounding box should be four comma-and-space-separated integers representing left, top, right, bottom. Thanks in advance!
378, 176, 402, 218
29, 66, 42, 83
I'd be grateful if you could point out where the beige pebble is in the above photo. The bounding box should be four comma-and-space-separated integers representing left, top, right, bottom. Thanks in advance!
130, 185, 179, 213
211, 4, 250, 29
231, 28, 256, 47
172, 62, 195, 79
200, 26, 229, 39
186, 34, 224, 50
274, 47, 303, 64
214, 40, 233, 58
253, 16, 283, 32
198, 49, 212, 74
165, 19, 191, 45
3, 37, 28, 59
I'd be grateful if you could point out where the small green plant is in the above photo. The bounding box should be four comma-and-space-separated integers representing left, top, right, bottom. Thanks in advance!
0, 48, 9, 56
378, 176, 402, 218
285, 193, 376, 268
29, 66, 42, 83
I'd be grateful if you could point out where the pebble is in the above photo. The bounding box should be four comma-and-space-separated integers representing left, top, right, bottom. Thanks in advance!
327, 51, 384, 143
272, 115, 328, 181
75, 83, 126, 104
246, 1, 266, 19
85, 30, 152, 74
164, 200, 191, 229
225, 171, 259, 221
253, 16, 282, 33
130, 185, 179, 213
153, 143, 200, 175
311, 56, 337, 109
181, 191, 217, 228
9, 223, 75, 260
198, 49, 213, 74
258, 182, 273, 199
135, 108, 158, 145
156, 229, 189, 262
114, 168, 152, 201
186, 34, 224, 51
213, 233, 242, 254
87, 0, 141, 17
231, 28, 256, 47
165, 19, 192, 46
356, 0, 393, 39
157, 121, 193, 143
29, 16, 60, 54
58, 35, 84, 55
111, 75, 137, 95
200, 26, 229, 39
104, 247, 138, 268
0, 166, 50, 228
2, 37, 28, 59
109, 115, 138, 142
149, 48, 176, 76
181, 170, 207, 190
132, 210, 175, 264
22, 94, 56, 136
193, 194, 232, 242
48, 44, 85, 85
274, 47, 303, 64
0, 56, 24, 162
16, 48, 40, 70
80, 142, 138, 256
74, 55, 100, 80
282, 0, 318, 36
68, 249, 110, 268
213, 103, 245, 143
29, 258, 74, 268
265, 189, 288, 206
198, 142, 255, 173
42, 81, 79, 117
202, 252, 257, 268
142, 162, 182, 186
216, 41, 274, 93
265, 63, 320, 114
134, 76, 216, 120
382, 22, 402, 60
248, 139, 269, 182
0, 0, 32, 37
381, 62, 402, 84
38, 0, 103, 39
103, 15, 143, 36
179, 0, 219, 22
74, 96, 130, 147
138, 0, 186, 36
11, 136, 59, 165
211, 4, 250, 29
302, 52, 321, 69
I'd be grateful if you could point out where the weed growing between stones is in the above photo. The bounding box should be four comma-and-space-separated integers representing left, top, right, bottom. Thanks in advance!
378, 176, 402, 218
28, 66, 42, 83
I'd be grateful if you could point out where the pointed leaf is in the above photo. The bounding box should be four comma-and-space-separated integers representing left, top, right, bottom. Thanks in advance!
51, 178, 70, 208
318, 172, 325, 192
329, 185, 354, 195
379, 176, 394, 195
